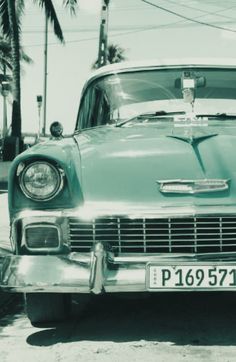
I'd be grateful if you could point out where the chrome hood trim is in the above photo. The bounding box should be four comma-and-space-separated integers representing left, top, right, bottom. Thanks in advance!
157, 179, 229, 194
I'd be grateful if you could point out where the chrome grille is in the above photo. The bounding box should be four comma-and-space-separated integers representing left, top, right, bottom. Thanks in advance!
69, 216, 236, 254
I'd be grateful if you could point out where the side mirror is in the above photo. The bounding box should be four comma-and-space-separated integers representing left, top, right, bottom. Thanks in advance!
50, 122, 63, 139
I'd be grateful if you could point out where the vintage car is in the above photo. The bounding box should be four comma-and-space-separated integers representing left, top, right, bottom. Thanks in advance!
2, 59, 236, 323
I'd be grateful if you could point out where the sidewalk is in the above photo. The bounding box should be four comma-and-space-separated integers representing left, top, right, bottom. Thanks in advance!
0, 193, 11, 252
0, 192, 13, 311
0, 161, 11, 181
0, 161, 11, 191
0, 162, 11, 253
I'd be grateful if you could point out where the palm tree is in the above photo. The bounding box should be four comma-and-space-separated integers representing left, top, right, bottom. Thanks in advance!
0, 0, 78, 156
92, 43, 127, 70
0, 34, 32, 84
0, 34, 33, 141
0, 35, 12, 76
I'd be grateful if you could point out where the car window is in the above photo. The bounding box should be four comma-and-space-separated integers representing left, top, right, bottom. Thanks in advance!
76, 68, 236, 130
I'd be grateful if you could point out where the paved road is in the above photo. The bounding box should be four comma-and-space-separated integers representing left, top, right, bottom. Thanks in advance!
1, 292, 236, 362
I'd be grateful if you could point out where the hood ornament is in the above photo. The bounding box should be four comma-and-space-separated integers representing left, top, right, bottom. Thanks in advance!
157, 179, 229, 194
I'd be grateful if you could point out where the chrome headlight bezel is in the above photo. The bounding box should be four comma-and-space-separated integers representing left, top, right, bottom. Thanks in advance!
19, 161, 64, 201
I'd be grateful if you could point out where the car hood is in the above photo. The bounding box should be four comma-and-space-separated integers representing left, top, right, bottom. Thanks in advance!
75, 124, 236, 208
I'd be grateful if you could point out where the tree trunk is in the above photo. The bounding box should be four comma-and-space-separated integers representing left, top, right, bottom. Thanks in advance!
7, 0, 21, 151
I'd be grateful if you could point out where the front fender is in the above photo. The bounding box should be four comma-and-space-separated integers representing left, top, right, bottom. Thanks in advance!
8, 137, 84, 218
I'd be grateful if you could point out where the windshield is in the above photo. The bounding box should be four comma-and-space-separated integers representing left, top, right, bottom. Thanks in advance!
77, 67, 236, 129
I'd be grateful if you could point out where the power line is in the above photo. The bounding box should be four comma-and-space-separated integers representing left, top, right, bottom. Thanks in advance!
24, 5, 150, 16
23, 16, 236, 48
22, 7, 236, 34
23, 18, 189, 47
163, 0, 236, 23
21, 17, 236, 35
141, 0, 236, 34
23, 1, 236, 48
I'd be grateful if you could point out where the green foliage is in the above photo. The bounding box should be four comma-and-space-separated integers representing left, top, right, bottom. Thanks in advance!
92, 43, 127, 70
0, 0, 78, 144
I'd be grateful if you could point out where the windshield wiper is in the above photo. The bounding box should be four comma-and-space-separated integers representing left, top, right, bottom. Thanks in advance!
196, 113, 236, 120
115, 110, 186, 127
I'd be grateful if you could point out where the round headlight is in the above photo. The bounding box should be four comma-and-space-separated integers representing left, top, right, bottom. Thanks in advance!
19, 161, 63, 201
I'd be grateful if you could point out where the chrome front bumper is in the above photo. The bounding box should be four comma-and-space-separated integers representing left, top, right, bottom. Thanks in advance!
0, 242, 147, 293
2, 242, 236, 293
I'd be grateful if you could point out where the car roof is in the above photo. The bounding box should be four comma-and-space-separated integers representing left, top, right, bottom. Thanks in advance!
86, 58, 236, 83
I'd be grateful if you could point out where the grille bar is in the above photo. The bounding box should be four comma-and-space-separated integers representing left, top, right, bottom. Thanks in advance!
70, 237, 236, 243
70, 232, 236, 237
69, 216, 236, 254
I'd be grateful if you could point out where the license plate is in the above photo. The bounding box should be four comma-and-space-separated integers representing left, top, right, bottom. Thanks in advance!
147, 265, 236, 290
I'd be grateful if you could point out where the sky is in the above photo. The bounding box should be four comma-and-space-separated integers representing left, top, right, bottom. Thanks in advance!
3, 0, 236, 135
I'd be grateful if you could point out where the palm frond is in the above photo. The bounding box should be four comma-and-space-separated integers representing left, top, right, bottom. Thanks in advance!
92, 43, 127, 69
0, 55, 12, 70
35, 0, 64, 43
16, 0, 24, 40
0, 72, 11, 82
16, 0, 25, 17
0, 0, 11, 37
107, 44, 127, 64
0, 36, 11, 53
0, 35, 32, 66
20, 49, 33, 64
63, 0, 78, 16
0, 35, 12, 71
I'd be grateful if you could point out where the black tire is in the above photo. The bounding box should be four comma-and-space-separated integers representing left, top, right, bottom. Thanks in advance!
25, 293, 71, 325
71, 293, 94, 316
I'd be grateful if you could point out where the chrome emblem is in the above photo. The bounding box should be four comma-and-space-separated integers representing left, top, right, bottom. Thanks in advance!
157, 179, 229, 194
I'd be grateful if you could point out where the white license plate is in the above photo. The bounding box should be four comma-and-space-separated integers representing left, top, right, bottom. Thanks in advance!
147, 265, 236, 290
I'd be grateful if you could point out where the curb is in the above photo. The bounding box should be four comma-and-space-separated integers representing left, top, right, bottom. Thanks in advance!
0, 181, 8, 191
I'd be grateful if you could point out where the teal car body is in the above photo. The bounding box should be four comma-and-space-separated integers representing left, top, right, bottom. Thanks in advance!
2, 59, 236, 323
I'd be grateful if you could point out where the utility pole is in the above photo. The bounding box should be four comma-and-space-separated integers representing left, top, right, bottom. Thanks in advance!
42, 16, 48, 136
1, 81, 10, 138
36, 95, 42, 141
97, 0, 110, 68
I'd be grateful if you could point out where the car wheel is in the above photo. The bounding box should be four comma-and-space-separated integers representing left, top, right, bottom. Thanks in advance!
25, 293, 71, 325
